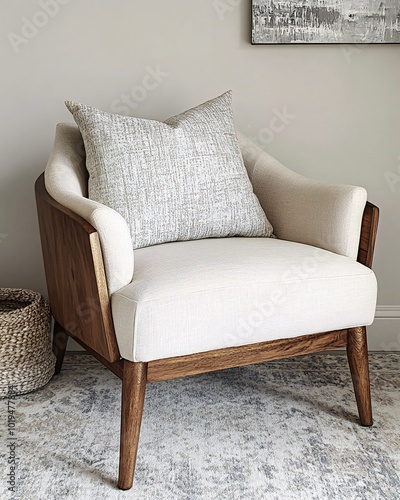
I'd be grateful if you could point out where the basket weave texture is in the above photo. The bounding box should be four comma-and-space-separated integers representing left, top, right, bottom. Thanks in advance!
0, 288, 56, 398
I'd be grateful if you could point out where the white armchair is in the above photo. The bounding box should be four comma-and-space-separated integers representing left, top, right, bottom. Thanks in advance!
36, 123, 378, 490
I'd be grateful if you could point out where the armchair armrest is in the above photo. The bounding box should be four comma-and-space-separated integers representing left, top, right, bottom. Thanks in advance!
45, 123, 133, 295
238, 133, 367, 260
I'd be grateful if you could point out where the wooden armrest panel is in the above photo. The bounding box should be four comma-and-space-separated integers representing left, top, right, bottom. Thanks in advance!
35, 173, 120, 362
357, 201, 379, 269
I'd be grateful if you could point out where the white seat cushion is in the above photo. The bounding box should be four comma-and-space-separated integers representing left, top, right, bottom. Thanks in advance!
111, 238, 377, 362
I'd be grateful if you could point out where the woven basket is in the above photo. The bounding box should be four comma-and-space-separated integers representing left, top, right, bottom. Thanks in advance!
0, 288, 56, 398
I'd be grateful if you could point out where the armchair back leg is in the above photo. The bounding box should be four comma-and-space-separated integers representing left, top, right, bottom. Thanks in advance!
53, 321, 69, 375
347, 327, 373, 426
118, 361, 148, 490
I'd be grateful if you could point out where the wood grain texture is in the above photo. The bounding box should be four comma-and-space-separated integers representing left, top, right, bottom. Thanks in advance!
118, 361, 147, 490
357, 201, 379, 269
347, 326, 373, 426
35, 174, 120, 363
53, 321, 69, 375
61, 328, 124, 379
147, 330, 348, 383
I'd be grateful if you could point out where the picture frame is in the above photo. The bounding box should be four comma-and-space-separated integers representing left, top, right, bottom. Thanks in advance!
252, 0, 400, 44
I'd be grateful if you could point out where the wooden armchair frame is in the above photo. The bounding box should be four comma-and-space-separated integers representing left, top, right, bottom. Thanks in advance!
35, 174, 379, 490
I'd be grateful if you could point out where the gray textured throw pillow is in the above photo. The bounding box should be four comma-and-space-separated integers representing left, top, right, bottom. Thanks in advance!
65, 91, 273, 249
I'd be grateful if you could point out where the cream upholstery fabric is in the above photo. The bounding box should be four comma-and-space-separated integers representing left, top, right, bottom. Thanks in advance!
45, 120, 372, 364
112, 238, 377, 362
238, 132, 367, 260
44, 123, 133, 295
65, 92, 273, 249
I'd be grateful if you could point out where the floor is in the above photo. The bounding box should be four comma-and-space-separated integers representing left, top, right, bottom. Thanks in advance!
1, 353, 399, 500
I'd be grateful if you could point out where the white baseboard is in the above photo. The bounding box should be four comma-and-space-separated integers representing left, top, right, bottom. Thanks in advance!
367, 306, 400, 351
375, 305, 400, 318
64, 306, 400, 353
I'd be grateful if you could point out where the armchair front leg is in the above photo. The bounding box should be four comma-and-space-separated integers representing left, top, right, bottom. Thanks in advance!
347, 327, 373, 426
118, 361, 148, 490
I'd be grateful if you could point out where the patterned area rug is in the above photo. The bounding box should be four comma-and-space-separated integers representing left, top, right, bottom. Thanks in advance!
1, 353, 399, 500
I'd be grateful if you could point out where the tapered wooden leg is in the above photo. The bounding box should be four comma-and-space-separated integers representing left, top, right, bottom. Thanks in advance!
118, 361, 147, 490
347, 327, 373, 426
53, 321, 69, 375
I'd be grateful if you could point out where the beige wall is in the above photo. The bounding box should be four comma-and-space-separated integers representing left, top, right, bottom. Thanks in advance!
1, 0, 399, 350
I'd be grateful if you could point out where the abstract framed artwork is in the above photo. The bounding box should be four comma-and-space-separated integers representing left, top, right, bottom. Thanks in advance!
252, 0, 400, 44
